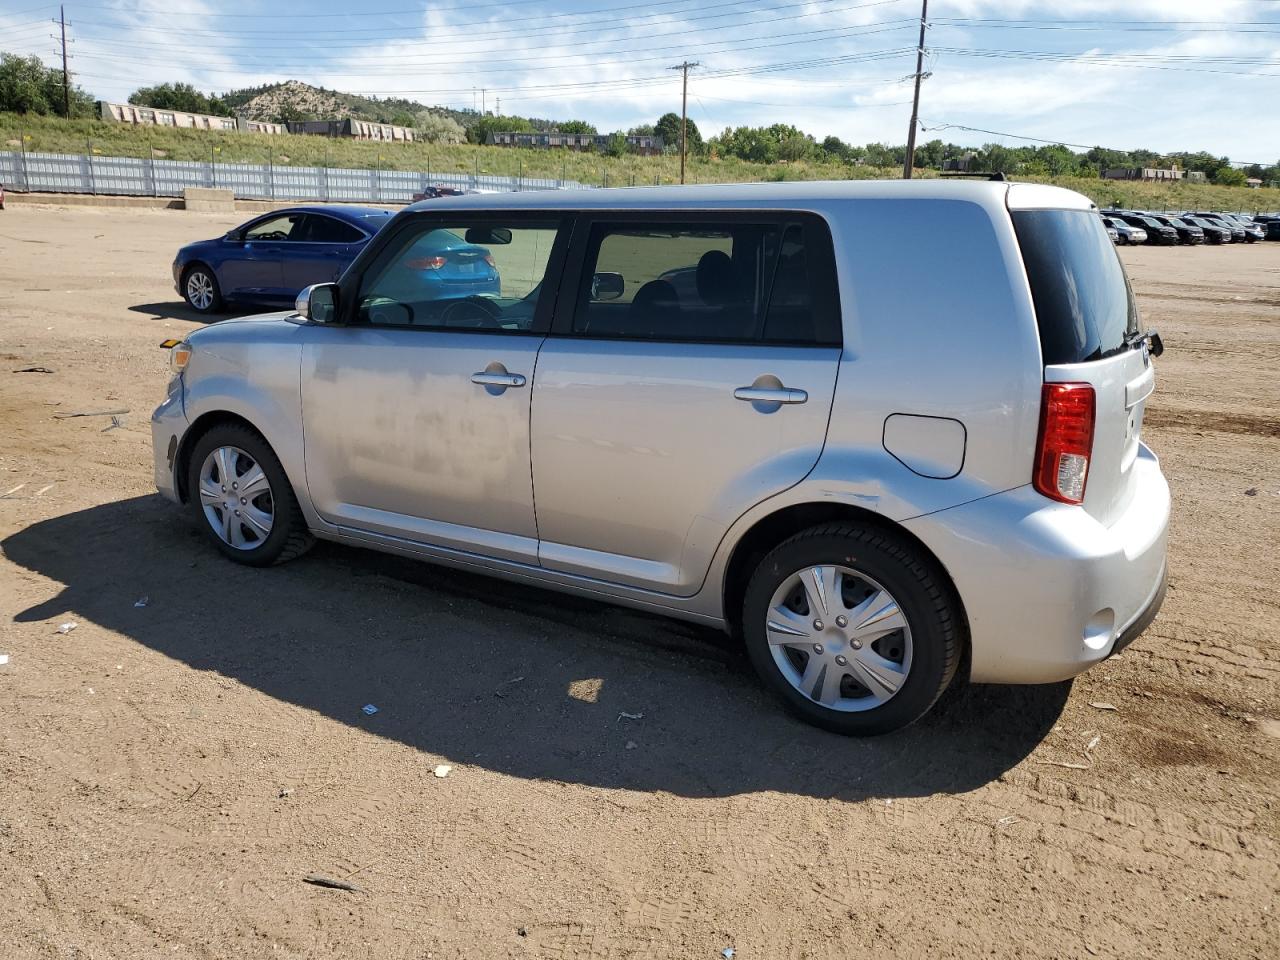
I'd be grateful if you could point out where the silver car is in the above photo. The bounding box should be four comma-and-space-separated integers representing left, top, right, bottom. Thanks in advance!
152, 181, 1170, 735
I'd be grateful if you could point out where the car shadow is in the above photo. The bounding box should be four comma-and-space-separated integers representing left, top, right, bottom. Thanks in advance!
4, 496, 1070, 800
128, 302, 276, 325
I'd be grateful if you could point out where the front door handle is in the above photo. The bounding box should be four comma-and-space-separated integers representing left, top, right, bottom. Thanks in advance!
734, 386, 807, 404
471, 370, 526, 389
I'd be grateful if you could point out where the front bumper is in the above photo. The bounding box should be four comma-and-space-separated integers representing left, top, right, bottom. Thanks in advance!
150, 384, 188, 504
903, 442, 1170, 684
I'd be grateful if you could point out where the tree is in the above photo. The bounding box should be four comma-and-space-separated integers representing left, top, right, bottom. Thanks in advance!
655, 111, 700, 153
603, 131, 628, 158
466, 114, 534, 144
558, 119, 596, 134
821, 135, 852, 161
129, 82, 225, 116
1213, 166, 1247, 187
628, 123, 655, 137
0, 52, 94, 117
414, 110, 466, 144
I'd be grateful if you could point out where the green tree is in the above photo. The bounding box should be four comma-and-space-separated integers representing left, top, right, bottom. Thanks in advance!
1213, 166, 1247, 187
627, 123, 655, 137
913, 138, 946, 169
821, 135, 852, 161
603, 131, 628, 158
0, 52, 94, 117
558, 119, 597, 134
414, 110, 466, 144
466, 114, 534, 144
656, 111, 701, 153
129, 82, 223, 115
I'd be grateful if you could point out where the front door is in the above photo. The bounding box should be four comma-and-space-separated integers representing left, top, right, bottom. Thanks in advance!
282, 214, 365, 294
531, 214, 843, 595
301, 214, 568, 562
219, 212, 301, 301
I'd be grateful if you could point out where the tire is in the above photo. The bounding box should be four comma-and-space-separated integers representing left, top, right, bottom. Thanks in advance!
182, 263, 223, 314
186, 423, 313, 567
741, 522, 962, 736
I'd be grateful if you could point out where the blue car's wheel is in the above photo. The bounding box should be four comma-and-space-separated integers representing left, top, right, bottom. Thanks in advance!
182, 264, 224, 315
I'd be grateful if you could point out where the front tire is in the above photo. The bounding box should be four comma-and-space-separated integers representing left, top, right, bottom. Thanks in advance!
182, 264, 223, 314
742, 523, 962, 736
186, 424, 313, 567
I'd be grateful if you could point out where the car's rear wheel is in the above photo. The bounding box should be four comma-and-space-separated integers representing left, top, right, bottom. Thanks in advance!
182, 264, 223, 314
186, 424, 313, 566
742, 523, 962, 736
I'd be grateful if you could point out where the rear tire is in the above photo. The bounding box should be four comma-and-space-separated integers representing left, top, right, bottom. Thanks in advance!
741, 522, 962, 736
182, 264, 223, 314
186, 424, 313, 567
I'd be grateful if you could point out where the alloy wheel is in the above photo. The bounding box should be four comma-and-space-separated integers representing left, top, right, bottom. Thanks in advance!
186, 271, 214, 310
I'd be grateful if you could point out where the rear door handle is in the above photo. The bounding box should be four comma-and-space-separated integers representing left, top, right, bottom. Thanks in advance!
471, 371, 526, 388
734, 386, 808, 404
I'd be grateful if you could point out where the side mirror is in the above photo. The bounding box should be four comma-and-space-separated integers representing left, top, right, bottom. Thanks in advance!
296, 283, 338, 323
224, 230, 243, 242
591, 272, 625, 302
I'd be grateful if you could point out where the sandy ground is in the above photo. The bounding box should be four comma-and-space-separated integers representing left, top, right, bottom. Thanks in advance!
0, 204, 1277, 960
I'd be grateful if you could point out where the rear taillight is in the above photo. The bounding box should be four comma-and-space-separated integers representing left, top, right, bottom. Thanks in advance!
1034, 382, 1095, 505
406, 256, 446, 270
484, 255, 496, 268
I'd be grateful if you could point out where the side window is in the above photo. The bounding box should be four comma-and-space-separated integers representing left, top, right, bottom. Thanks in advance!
302, 215, 365, 244
245, 214, 303, 242
356, 220, 561, 331
572, 220, 831, 344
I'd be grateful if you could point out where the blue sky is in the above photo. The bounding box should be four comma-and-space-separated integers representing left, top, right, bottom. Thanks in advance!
2, 0, 1277, 161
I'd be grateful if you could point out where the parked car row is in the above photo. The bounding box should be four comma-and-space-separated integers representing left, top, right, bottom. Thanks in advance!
1101, 208, 1274, 247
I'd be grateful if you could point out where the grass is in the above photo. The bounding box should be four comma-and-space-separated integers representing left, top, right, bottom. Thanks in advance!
2, 112, 1276, 212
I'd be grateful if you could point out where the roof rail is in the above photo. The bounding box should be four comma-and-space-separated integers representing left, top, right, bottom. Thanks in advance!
939, 171, 1008, 181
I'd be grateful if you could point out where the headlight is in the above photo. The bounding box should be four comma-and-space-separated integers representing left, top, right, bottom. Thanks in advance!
169, 341, 193, 373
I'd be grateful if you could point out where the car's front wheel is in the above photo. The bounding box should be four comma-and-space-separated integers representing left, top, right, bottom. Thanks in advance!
182, 264, 223, 314
186, 424, 313, 566
742, 523, 962, 736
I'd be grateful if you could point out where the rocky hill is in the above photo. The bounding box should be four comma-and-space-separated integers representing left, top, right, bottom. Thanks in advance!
221, 80, 474, 128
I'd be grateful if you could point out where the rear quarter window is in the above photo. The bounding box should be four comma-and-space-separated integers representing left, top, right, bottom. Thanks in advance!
1012, 209, 1139, 365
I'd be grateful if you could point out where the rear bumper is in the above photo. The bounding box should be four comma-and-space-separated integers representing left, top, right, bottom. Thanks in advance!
903, 442, 1170, 684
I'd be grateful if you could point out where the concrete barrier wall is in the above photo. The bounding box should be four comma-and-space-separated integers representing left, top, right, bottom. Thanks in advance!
0, 151, 598, 201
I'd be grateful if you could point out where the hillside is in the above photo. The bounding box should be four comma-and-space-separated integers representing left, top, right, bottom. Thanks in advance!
1, 113, 1275, 214
220, 80, 474, 128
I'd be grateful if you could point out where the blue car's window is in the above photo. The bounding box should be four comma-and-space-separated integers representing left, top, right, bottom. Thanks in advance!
357, 221, 561, 331
245, 213, 303, 242
301, 215, 366, 244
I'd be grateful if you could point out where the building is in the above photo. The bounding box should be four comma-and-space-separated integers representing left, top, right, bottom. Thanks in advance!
1102, 166, 1184, 182
284, 118, 416, 142
1246, 177, 1263, 189
1187, 170, 1207, 183
942, 153, 977, 172
97, 101, 285, 135
485, 130, 664, 155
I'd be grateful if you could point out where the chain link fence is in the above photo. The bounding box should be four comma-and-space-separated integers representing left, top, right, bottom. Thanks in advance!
0, 150, 598, 201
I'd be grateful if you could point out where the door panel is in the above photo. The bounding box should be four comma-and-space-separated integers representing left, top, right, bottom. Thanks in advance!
218, 241, 285, 299
302, 329, 543, 562
282, 243, 355, 293
530, 340, 840, 594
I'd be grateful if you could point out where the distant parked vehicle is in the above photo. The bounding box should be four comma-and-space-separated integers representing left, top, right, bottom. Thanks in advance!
1254, 215, 1280, 240
174, 206, 394, 314
1145, 214, 1204, 245
1182, 216, 1231, 244
1105, 211, 1177, 245
411, 186, 467, 202
1103, 216, 1146, 245
1186, 212, 1245, 242
1105, 223, 1120, 243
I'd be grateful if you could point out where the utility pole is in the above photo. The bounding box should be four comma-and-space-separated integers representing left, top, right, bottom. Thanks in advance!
902, 0, 929, 179
481, 88, 486, 115
57, 5, 70, 117
669, 61, 699, 185
495, 96, 500, 116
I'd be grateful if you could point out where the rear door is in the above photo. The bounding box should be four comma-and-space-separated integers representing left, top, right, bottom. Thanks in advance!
1011, 202, 1152, 526
283, 214, 368, 293
530, 212, 842, 595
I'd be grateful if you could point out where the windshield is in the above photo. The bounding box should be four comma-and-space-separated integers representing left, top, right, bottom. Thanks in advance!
1012, 209, 1141, 365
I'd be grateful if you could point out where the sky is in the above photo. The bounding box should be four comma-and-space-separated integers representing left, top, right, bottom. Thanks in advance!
1, 0, 1277, 162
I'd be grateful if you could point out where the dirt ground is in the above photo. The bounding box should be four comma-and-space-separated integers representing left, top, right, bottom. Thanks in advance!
0, 203, 1277, 960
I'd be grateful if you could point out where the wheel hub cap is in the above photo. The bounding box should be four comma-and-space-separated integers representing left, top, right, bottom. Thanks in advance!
765, 564, 913, 712
198, 445, 273, 550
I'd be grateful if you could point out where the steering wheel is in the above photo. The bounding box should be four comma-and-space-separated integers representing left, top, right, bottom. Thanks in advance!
440, 297, 502, 328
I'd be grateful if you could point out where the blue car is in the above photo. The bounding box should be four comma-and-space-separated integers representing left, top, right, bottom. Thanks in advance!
173, 206, 393, 314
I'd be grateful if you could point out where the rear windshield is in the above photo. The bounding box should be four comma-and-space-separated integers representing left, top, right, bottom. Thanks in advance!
1012, 209, 1140, 365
